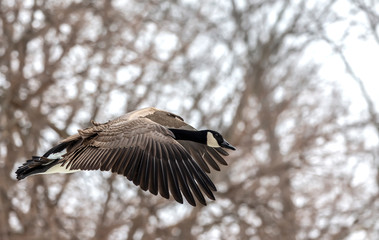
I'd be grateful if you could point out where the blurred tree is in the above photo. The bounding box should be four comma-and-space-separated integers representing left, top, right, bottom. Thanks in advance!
0, 0, 377, 240
319, 1, 379, 239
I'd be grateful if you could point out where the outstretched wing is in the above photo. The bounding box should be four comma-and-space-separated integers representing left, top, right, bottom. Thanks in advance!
63, 118, 216, 206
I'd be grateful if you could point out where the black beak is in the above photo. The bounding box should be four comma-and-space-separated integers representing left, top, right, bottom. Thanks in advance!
220, 140, 236, 150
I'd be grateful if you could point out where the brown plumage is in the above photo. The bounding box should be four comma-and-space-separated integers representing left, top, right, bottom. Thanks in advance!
16, 107, 235, 206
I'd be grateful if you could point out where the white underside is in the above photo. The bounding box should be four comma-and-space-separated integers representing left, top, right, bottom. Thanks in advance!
38, 162, 80, 175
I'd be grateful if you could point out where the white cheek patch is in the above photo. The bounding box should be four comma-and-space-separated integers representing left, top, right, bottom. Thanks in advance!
207, 132, 220, 148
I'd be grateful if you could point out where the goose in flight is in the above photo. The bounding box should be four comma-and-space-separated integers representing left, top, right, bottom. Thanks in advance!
16, 107, 235, 206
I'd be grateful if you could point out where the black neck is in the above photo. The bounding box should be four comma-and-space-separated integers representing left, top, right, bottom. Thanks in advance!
168, 129, 207, 144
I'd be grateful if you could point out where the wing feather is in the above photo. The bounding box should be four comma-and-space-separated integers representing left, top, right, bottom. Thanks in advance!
208, 148, 228, 165
127, 147, 141, 181
148, 156, 158, 195
110, 148, 125, 173
121, 147, 137, 176
157, 158, 169, 199
171, 158, 195, 206
163, 145, 183, 203
177, 140, 228, 172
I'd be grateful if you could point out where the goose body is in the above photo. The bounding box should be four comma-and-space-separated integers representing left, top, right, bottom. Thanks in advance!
16, 107, 235, 206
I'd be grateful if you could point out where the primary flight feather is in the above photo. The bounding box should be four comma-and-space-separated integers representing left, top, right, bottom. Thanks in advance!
16, 107, 235, 206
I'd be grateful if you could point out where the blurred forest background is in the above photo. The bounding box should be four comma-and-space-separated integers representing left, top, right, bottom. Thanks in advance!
1, 0, 379, 239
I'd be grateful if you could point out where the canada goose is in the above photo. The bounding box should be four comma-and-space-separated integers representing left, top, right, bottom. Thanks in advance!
16, 107, 235, 206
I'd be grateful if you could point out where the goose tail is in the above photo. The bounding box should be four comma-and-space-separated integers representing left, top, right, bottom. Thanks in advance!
16, 157, 59, 180
15, 141, 76, 180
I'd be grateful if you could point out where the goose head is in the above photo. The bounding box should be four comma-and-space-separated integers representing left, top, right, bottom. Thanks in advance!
205, 130, 236, 150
